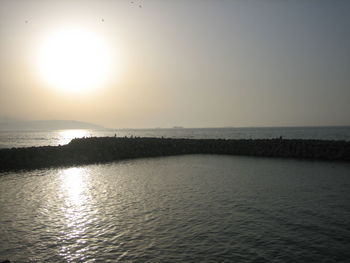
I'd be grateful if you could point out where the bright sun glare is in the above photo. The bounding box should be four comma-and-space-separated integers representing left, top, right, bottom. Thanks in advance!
37, 28, 113, 93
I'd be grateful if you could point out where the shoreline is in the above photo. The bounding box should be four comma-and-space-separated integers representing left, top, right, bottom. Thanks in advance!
1, 137, 349, 171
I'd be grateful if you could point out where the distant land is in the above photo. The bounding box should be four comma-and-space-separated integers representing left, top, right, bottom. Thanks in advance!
0, 119, 105, 131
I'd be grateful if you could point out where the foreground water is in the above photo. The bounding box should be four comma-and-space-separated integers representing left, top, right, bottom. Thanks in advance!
1, 126, 350, 149
1, 155, 349, 262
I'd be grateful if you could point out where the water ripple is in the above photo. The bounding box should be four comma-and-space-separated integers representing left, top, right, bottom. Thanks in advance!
0, 155, 350, 262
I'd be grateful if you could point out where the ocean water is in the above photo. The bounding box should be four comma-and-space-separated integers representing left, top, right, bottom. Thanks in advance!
0, 155, 349, 262
0, 126, 350, 149
1, 128, 350, 262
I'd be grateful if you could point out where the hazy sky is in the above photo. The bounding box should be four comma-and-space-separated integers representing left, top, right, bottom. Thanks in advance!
1, 0, 349, 128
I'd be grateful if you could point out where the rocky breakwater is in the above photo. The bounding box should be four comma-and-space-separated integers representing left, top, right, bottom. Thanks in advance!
1, 137, 349, 171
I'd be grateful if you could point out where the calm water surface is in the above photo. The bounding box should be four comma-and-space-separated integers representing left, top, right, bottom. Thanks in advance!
0, 155, 349, 262
1, 126, 350, 149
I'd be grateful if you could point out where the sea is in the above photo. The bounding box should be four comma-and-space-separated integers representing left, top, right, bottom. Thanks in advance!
1, 126, 350, 149
1, 127, 350, 262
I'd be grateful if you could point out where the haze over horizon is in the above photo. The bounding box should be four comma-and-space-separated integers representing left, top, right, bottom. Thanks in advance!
1, 0, 349, 129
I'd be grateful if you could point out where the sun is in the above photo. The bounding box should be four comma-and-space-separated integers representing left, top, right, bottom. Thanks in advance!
37, 28, 113, 93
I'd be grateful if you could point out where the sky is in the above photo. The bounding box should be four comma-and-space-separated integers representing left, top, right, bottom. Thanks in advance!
0, 0, 349, 128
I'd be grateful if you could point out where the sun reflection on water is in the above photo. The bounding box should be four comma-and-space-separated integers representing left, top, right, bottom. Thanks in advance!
60, 167, 88, 205
57, 129, 90, 146
59, 167, 93, 261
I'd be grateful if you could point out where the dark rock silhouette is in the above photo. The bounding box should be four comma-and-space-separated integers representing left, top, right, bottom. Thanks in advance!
0, 137, 349, 171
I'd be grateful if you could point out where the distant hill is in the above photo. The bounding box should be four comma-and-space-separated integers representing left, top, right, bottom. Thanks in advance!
0, 120, 105, 131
